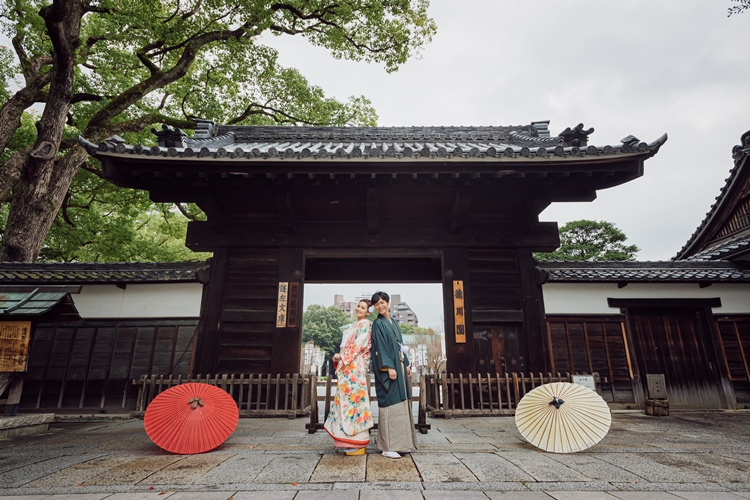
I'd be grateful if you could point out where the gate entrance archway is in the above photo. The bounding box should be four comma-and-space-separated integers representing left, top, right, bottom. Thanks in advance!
82, 121, 666, 377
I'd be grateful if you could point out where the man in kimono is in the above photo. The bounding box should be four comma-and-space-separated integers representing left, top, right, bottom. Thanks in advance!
370, 290, 417, 458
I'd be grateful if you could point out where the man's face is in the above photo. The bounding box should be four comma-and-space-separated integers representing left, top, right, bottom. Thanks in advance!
374, 299, 389, 316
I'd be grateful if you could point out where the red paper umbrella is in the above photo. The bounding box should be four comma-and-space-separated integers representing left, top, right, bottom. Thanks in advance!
144, 382, 239, 454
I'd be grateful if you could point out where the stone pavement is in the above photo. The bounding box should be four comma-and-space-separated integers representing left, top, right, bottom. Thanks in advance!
1, 411, 750, 499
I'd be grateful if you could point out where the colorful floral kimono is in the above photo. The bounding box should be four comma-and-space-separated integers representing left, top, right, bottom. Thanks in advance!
324, 319, 374, 449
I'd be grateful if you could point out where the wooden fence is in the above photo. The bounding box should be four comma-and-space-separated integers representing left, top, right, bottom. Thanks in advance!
132, 373, 314, 418
305, 373, 431, 434
305, 372, 600, 434
423, 372, 600, 417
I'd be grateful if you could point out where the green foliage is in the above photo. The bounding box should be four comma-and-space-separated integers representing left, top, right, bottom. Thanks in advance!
535, 219, 640, 262
301, 304, 351, 363
36, 167, 210, 262
0, 45, 18, 104
0, 0, 436, 261
728, 0, 750, 16
1, 112, 36, 165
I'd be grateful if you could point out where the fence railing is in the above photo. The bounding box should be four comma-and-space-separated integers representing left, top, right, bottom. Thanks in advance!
423, 372, 600, 417
132, 373, 314, 418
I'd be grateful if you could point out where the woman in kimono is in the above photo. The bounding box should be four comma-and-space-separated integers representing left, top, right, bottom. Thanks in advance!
370, 290, 417, 459
323, 299, 374, 455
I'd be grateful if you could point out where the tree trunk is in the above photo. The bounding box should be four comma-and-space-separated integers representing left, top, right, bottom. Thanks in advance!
1, 0, 83, 262
0, 72, 52, 158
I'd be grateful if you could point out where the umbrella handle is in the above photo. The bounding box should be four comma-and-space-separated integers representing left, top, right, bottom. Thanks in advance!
188, 397, 204, 410
548, 397, 565, 409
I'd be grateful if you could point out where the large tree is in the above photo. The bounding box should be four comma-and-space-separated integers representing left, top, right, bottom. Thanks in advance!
301, 304, 350, 364
536, 219, 640, 262
0, 0, 436, 262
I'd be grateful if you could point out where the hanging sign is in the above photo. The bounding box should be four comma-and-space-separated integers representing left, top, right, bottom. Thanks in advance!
287, 282, 300, 328
276, 282, 289, 328
453, 280, 466, 344
0, 321, 32, 372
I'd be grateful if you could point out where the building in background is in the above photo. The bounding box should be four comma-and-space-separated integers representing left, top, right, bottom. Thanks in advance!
333, 293, 419, 326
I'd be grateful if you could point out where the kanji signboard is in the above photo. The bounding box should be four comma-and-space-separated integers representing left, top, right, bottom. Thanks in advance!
453, 281, 466, 344
0, 321, 31, 372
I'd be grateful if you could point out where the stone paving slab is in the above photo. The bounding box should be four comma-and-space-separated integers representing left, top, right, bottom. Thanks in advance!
593, 453, 703, 483
453, 453, 534, 482
24, 455, 136, 488
484, 493, 559, 500
253, 454, 320, 483
191, 454, 270, 485
143, 452, 234, 485
607, 493, 685, 500
0, 453, 106, 488
524, 481, 615, 491
0, 413, 750, 497
499, 452, 592, 482
411, 452, 478, 482
309, 452, 366, 482
84, 455, 183, 486
365, 453, 421, 482
360, 490, 424, 500
544, 453, 643, 482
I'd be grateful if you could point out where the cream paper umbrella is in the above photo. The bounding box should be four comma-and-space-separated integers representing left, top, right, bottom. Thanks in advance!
514, 382, 611, 453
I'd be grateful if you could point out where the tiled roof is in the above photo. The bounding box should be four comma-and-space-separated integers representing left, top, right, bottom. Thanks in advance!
78, 121, 667, 163
0, 262, 207, 284
681, 231, 750, 261
674, 130, 750, 260
540, 261, 750, 283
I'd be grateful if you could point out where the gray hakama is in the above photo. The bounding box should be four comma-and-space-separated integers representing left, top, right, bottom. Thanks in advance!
376, 360, 417, 453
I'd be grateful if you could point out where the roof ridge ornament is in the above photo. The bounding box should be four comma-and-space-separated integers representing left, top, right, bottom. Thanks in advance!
152, 124, 188, 148
559, 123, 594, 147
732, 130, 750, 162
194, 119, 216, 139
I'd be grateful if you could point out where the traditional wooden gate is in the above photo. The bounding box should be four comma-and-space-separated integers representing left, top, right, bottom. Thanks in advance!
626, 306, 726, 409
82, 121, 665, 378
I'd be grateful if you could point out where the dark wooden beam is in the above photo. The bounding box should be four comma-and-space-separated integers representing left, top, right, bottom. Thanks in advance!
449, 187, 471, 234
305, 258, 442, 282
608, 298, 722, 308
366, 187, 379, 235
275, 189, 297, 235
186, 221, 561, 251
201, 197, 229, 235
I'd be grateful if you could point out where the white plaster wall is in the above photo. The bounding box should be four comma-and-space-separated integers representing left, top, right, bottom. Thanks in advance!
542, 282, 750, 315
72, 283, 203, 318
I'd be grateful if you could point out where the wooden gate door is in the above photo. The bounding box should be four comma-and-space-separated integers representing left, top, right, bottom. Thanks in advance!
628, 307, 723, 409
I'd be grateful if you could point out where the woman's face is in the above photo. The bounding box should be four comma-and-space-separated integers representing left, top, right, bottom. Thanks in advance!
374, 298, 389, 317
355, 301, 369, 320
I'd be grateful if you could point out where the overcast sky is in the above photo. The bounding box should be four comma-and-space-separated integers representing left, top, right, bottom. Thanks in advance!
285, 0, 749, 326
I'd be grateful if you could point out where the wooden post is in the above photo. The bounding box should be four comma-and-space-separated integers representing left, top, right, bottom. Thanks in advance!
193, 249, 230, 374
271, 247, 304, 375
4, 374, 25, 416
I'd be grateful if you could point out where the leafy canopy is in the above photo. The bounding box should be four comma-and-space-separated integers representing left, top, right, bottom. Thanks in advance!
301, 304, 351, 363
728, 0, 750, 16
0, 0, 436, 261
536, 219, 640, 262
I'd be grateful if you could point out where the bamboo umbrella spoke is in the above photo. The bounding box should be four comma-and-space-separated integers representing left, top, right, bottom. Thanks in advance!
144, 382, 239, 455
515, 382, 611, 453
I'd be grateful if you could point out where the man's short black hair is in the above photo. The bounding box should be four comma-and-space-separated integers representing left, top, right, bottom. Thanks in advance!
371, 290, 390, 304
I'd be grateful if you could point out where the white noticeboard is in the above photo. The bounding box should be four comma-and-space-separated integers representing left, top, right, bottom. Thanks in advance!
572, 375, 597, 393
